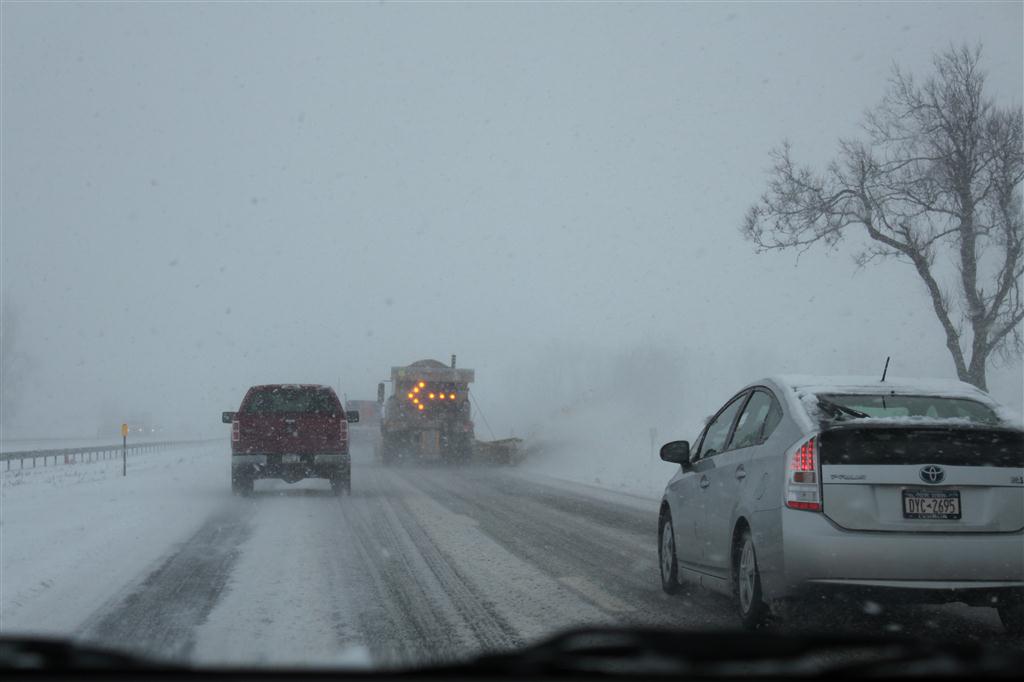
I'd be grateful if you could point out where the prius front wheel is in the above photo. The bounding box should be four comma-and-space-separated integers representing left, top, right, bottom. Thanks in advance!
659, 512, 682, 595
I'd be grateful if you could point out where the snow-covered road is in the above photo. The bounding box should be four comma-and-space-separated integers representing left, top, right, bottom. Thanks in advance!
1, 442, 1015, 669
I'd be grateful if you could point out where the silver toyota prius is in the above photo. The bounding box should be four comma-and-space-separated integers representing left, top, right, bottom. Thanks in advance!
657, 375, 1024, 633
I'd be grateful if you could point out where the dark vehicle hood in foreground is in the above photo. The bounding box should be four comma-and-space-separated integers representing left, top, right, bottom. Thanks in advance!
3, 627, 1023, 679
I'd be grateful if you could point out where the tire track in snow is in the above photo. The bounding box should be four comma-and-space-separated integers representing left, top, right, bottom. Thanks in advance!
403, 465, 739, 630
78, 504, 251, 662
187, 487, 369, 667
357, 463, 611, 655
338, 474, 470, 666
385, 476, 524, 652
335, 464, 528, 667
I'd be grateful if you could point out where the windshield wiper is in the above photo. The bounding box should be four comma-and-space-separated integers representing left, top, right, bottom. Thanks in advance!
817, 398, 871, 420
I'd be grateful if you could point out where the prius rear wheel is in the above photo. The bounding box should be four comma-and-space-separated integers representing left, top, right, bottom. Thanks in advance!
735, 528, 769, 630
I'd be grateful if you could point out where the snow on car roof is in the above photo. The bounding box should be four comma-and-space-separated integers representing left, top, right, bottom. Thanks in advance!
770, 374, 994, 400
764, 374, 1023, 430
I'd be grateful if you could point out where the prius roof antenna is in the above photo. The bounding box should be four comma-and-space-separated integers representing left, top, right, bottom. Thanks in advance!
881, 356, 891, 383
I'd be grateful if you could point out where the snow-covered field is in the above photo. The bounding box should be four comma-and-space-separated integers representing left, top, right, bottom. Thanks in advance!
517, 402, 686, 500
520, 440, 674, 500
1, 440, 228, 636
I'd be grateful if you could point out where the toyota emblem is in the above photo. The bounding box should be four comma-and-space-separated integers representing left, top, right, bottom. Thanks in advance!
919, 465, 945, 484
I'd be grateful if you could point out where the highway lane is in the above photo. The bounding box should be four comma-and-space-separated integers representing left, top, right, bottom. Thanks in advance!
74, 445, 1016, 668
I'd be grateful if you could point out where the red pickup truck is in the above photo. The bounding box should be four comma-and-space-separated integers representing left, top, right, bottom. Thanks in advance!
222, 384, 359, 496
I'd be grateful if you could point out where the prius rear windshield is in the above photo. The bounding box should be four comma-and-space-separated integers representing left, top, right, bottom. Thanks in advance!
243, 388, 340, 414
817, 394, 1000, 425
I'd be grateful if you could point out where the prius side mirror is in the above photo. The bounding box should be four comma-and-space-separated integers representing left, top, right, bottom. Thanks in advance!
659, 440, 690, 465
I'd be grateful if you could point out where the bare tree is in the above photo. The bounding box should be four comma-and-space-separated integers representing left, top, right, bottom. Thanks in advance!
744, 45, 1023, 390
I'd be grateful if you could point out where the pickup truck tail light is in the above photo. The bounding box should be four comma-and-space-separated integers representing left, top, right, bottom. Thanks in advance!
231, 420, 240, 443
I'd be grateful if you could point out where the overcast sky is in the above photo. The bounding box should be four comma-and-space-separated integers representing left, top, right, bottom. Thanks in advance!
2, 1, 1022, 440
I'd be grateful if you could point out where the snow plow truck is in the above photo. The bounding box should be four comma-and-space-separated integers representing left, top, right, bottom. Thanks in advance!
377, 356, 521, 465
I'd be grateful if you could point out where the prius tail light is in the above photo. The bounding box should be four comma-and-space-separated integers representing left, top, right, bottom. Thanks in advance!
785, 436, 821, 511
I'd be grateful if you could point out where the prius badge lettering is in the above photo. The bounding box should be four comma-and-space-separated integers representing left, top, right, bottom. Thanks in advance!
919, 465, 946, 484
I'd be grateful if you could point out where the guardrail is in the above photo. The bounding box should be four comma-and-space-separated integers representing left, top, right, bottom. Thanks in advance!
0, 439, 221, 471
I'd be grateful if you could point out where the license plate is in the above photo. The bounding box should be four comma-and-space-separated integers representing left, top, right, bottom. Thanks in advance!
902, 489, 961, 520
282, 454, 301, 464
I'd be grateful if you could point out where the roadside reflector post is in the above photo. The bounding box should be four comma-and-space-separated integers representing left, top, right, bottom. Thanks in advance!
121, 423, 129, 476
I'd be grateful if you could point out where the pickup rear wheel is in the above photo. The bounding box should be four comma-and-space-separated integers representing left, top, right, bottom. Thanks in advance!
231, 474, 253, 497
330, 471, 351, 496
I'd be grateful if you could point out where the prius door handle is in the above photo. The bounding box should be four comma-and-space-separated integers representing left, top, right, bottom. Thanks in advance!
699, 475, 710, 489
735, 466, 747, 480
